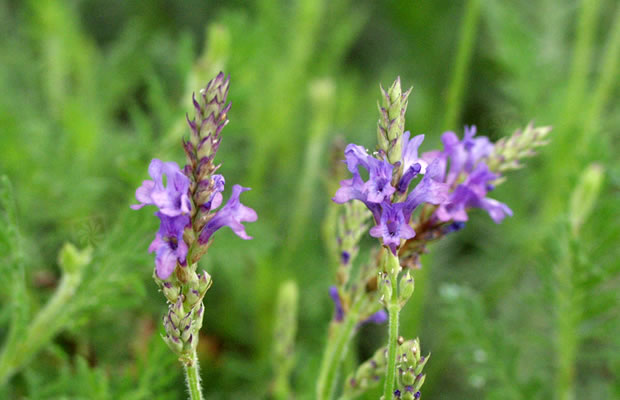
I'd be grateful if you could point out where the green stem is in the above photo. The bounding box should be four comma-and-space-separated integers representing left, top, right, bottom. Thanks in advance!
582, 6, 620, 141
442, 0, 481, 131
184, 350, 204, 400
382, 264, 400, 400
0, 270, 82, 385
543, 0, 603, 222
316, 298, 363, 400
553, 236, 583, 400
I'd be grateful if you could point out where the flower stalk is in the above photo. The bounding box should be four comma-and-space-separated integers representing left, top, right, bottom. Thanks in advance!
382, 250, 402, 399
328, 76, 549, 398
131, 72, 256, 400
0, 243, 91, 385
317, 297, 364, 400
184, 350, 204, 400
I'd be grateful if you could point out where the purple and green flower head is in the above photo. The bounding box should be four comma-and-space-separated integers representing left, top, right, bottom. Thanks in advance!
332, 77, 515, 256
131, 72, 257, 281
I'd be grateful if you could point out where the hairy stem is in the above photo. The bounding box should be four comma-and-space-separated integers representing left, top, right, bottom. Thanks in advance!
382, 261, 400, 400
0, 271, 82, 384
184, 350, 204, 400
317, 298, 362, 400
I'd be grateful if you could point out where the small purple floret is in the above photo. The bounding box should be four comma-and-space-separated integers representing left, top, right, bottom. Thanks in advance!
198, 185, 257, 244
148, 213, 189, 279
360, 309, 388, 325
333, 144, 395, 213
370, 202, 415, 255
435, 163, 512, 223
444, 221, 466, 233
328, 286, 344, 322
341, 251, 351, 265
201, 174, 225, 211
401, 131, 425, 165
431, 127, 512, 223
132, 159, 191, 217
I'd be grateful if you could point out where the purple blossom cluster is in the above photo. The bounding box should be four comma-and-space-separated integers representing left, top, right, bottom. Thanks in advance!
333, 126, 511, 255
132, 74, 256, 281
132, 159, 256, 279
428, 126, 512, 224
132, 159, 191, 279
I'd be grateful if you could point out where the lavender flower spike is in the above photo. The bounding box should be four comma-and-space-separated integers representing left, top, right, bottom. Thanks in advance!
132, 159, 191, 217
198, 184, 257, 244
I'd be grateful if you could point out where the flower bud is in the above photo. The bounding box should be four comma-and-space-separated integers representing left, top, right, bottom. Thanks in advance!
379, 275, 393, 303
414, 353, 430, 375
198, 270, 213, 294
399, 271, 414, 304
171, 298, 184, 326
402, 367, 416, 386
162, 281, 180, 303
58, 243, 92, 275
185, 288, 202, 307
181, 324, 192, 342
413, 374, 426, 392
164, 334, 183, 353
402, 391, 415, 400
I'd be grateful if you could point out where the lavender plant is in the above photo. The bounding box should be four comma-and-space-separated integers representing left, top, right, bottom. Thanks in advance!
131, 72, 257, 400
319, 77, 550, 400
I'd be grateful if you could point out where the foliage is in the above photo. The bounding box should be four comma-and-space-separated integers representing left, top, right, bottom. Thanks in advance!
0, 0, 618, 398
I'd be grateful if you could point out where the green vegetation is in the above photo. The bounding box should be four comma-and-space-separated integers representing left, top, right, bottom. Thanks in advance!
0, 0, 618, 398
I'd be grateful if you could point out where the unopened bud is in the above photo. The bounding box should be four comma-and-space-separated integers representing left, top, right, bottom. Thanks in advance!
379, 275, 393, 302
171, 298, 184, 325
198, 270, 213, 293
185, 288, 202, 307
413, 374, 426, 392
163, 282, 180, 303
58, 243, 92, 275
399, 271, 414, 304
164, 334, 183, 353
402, 368, 416, 386
402, 391, 414, 400
414, 353, 430, 375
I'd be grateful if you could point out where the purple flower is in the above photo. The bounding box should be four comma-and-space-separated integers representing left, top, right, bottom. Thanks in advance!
198, 185, 257, 244
200, 174, 225, 211
370, 202, 415, 255
435, 163, 512, 223
396, 132, 426, 193
360, 309, 388, 325
148, 213, 190, 279
132, 159, 191, 217
329, 286, 344, 322
401, 132, 426, 173
333, 144, 395, 214
441, 126, 493, 186
420, 126, 512, 224
402, 159, 450, 221
334, 136, 452, 254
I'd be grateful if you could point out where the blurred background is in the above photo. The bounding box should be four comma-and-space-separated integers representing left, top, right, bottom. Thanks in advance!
0, 0, 618, 399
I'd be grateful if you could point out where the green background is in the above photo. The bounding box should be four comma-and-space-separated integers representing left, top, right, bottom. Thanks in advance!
0, 0, 618, 398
